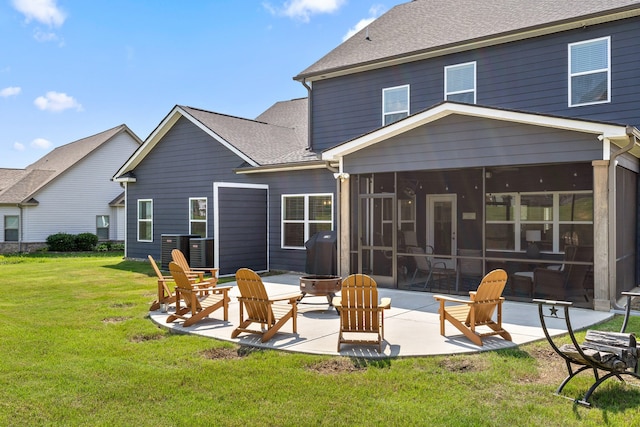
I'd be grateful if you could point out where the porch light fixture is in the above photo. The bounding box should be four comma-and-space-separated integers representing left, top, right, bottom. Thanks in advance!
525, 230, 542, 258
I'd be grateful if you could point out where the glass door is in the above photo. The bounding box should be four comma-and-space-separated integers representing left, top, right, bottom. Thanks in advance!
359, 194, 396, 287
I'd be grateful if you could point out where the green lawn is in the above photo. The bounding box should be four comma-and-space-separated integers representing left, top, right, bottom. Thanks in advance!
1, 253, 639, 426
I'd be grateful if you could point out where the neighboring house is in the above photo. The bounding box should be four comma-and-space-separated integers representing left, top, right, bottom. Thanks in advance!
0, 124, 141, 253
115, 0, 640, 311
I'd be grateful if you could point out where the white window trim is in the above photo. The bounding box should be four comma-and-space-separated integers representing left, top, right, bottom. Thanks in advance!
444, 61, 477, 103
486, 191, 592, 253
189, 197, 207, 237
281, 193, 333, 250
568, 36, 611, 107
382, 84, 410, 126
96, 215, 110, 240
137, 199, 153, 242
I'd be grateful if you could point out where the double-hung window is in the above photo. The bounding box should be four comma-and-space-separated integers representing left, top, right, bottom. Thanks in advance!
4, 215, 19, 242
189, 197, 207, 237
382, 85, 409, 125
569, 37, 610, 107
282, 194, 333, 249
96, 215, 109, 240
137, 199, 153, 242
445, 61, 476, 103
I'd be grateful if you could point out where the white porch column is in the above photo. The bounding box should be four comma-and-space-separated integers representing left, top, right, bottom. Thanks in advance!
338, 177, 350, 277
592, 160, 610, 311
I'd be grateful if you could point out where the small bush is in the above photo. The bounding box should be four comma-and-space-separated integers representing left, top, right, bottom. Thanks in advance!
76, 233, 99, 251
46, 233, 77, 252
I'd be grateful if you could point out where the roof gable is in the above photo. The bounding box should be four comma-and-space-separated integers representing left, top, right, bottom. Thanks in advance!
114, 98, 314, 179
296, 0, 640, 81
0, 124, 141, 204
322, 102, 638, 161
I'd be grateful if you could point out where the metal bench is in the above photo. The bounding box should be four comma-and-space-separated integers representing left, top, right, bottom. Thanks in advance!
536, 298, 640, 406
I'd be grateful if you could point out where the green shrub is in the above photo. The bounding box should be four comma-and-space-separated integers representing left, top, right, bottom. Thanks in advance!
76, 233, 99, 251
46, 233, 77, 251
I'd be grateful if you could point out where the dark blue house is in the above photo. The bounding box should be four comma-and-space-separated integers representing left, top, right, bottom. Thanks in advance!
115, 0, 640, 312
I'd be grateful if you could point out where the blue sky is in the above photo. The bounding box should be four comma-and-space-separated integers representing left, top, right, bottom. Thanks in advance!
0, 0, 401, 168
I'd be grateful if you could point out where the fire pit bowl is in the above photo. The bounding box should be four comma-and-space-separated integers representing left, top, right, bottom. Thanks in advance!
299, 275, 342, 295
299, 275, 342, 309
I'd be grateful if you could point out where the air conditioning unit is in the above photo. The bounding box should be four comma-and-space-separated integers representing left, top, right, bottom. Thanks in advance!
161, 234, 199, 269
189, 238, 214, 268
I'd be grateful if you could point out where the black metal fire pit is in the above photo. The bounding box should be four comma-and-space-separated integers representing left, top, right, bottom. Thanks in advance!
299, 275, 342, 307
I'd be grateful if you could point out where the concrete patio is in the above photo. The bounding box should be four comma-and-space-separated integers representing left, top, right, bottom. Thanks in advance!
149, 273, 614, 358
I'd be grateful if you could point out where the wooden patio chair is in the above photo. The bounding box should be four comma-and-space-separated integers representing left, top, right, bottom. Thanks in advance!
166, 261, 230, 327
148, 255, 176, 311
171, 248, 218, 286
231, 268, 302, 342
433, 269, 512, 346
332, 274, 391, 352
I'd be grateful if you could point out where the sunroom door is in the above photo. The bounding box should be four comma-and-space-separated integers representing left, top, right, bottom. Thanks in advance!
426, 194, 457, 269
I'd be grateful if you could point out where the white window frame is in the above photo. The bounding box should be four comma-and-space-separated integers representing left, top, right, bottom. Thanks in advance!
486, 191, 593, 253
4, 215, 19, 242
568, 36, 610, 107
189, 197, 207, 237
444, 61, 476, 103
137, 199, 153, 242
281, 193, 333, 249
382, 84, 410, 126
96, 215, 109, 240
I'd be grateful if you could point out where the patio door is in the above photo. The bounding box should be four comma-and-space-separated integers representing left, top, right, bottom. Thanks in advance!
359, 194, 395, 287
426, 194, 457, 269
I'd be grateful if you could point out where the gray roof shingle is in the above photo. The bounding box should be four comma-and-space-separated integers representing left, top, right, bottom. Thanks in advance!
295, 0, 640, 80
0, 124, 138, 204
181, 97, 316, 166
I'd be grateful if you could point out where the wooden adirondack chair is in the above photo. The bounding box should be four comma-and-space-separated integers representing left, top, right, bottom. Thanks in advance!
171, 248, 218, 286
166, 261, 230, 327
433, 269, 512, 346
332, 274, 391, 352
231, 268, 301, 342
148, 255, 176, 311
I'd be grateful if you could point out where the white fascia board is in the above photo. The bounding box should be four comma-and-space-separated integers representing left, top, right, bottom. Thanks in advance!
322, 102, 630, 161
113, 106, 183, 179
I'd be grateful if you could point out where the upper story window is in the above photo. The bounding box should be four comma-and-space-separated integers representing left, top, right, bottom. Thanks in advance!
569, 37, 610, 107
137, 199, 153, 242
4, 215, 18, 242
96, 215, 109, 240
382, 85, 409, 125
445, 62, 476, 103
189, 197, 207, 237
282, 194, 333, 249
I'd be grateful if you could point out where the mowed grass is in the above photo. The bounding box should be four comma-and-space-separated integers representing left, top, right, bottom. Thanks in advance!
0, 253, 639, 426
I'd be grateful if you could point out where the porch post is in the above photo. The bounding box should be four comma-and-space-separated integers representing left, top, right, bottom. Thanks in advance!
338, 177, 350, 277
592, 160, 610, 311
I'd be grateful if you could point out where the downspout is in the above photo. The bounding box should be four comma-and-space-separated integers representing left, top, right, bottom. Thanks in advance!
301, 78, 313, 151
608, 125, 640, 309
17, 204, 22, 253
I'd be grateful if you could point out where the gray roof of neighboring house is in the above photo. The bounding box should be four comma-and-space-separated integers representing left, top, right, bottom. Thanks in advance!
181, 97, 316, 166
0, 124, 140, 204
295, 0, 640, 80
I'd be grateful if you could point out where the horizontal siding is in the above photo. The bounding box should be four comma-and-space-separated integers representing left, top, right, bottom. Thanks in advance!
312, 16, 640, 151
22, 132, 138, 242
344, 115, 603, 174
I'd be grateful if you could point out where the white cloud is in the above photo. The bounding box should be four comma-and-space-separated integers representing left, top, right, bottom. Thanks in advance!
343, 5, 386, 41
265, 0, 346, 22
31, 138, 52, 150
0, 87, 22, 98
34, 91, 83, 112
33, 29, 59, 42
13, 142, 25, 151
12, 0, 66, 27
